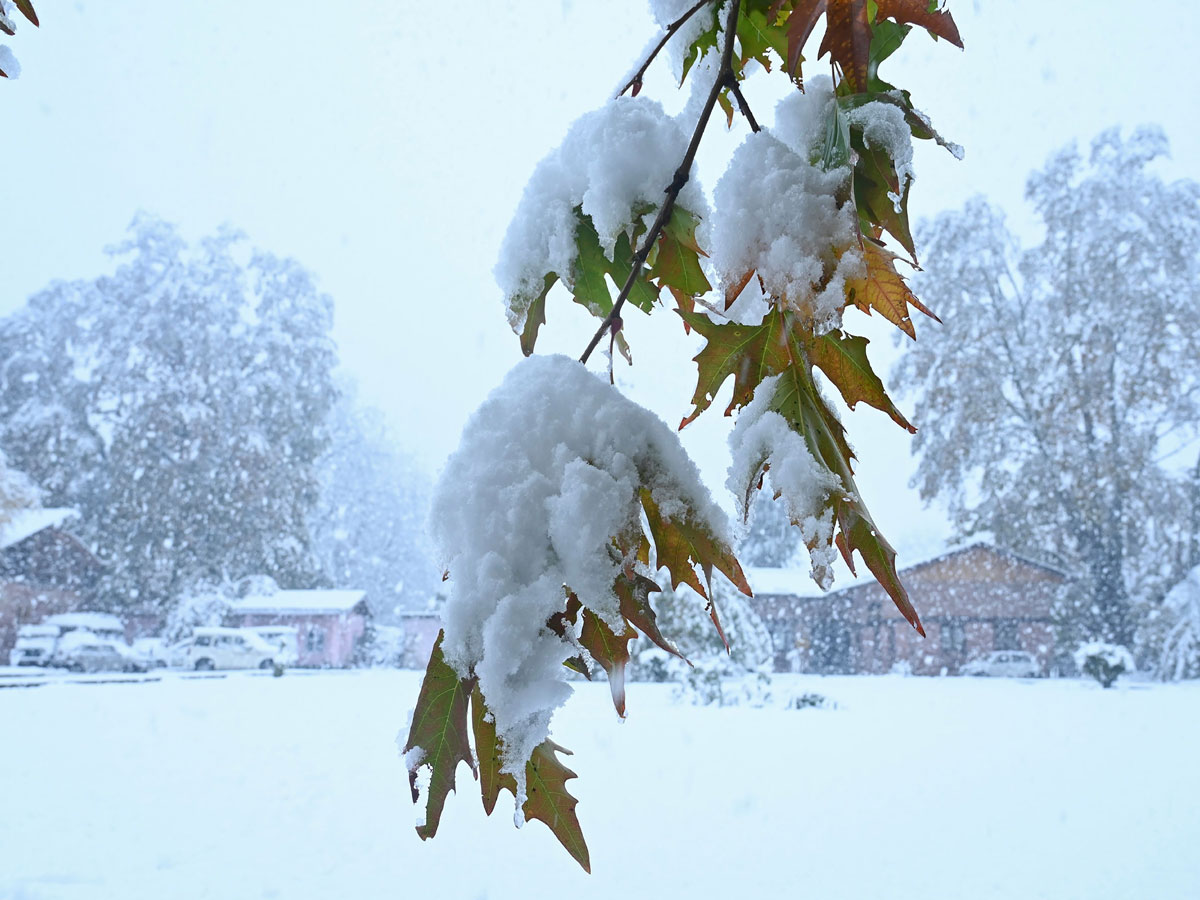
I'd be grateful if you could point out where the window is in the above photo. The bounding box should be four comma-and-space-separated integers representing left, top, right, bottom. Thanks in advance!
194, 636, 211, 647
943, 620, 967, 655
306, 626, 326, 653
995, 621, 1020, 651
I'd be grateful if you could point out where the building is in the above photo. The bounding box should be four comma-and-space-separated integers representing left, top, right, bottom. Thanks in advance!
746, 542, 1070, 676
1, 508, 103, 660
228, 589, 370, 667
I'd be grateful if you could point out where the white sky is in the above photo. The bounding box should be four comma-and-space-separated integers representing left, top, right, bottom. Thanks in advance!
2, 0, 1198, 563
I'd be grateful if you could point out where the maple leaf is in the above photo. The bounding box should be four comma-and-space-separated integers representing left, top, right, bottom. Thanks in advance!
13, 0, 37, 27
677, 309, 790, 427
470, 687, 591, 872
403, 631, 476, 840
518, 274, 556, 357
578, 608, 638, 717
615, 570, 684, 661
779, 0, 962, 91
807, 329, 915, 431
847, 239, 939, 339
640, 486, 753, 641
853, 139, 918, 261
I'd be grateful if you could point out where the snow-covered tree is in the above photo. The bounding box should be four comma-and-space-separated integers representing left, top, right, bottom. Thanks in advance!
0, 215, 339, 613
1158, 565, 1200, 680
0, 449, 40, 527
402, 0, 965, 869
737, 492, 803, 568
310, 382, 438, 621
895, 128, 1200, 646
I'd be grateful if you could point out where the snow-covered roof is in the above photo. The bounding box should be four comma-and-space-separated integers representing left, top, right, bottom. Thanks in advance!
744, 541, 1071, 599
45, 612, 124, 632
0, 508, 77, 551
230, 589, 367, 615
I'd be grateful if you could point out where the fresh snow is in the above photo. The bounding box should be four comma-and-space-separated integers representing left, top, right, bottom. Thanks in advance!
2, 670, 1198, 899
844, 100, 915, 212
727, 375, 841, 589
0, 44, 19, 80
495, 97, 706, 331
648, 0, 719, 84
429, 355, 729, 798
710, 79, 861, 334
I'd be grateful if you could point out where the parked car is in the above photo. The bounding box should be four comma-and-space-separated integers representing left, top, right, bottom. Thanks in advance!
962, 650, 1041, 678
53, 630, 150, 673
184, 627, 279, 671
8, 624, 61, 666
248, 626, 299, 666
131, 637, 170, 669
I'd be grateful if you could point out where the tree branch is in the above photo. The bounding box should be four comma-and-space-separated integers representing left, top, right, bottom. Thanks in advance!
582, 0, 742, 365
725, 74, 761, 132
617, 0, 714, 98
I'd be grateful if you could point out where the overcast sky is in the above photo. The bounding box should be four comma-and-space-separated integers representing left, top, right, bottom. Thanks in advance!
2, 0, 1198, 564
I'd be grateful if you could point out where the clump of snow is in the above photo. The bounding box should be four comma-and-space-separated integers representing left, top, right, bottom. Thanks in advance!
845, 100, 915, 212
430, 354, 729, 800
727, 375, 842, 588
649, 0, 720, 84
710, 80, 861, 334
0, 45, 20, 79
495, 97, 706, 331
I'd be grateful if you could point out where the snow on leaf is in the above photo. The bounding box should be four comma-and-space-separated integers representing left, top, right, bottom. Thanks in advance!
403, 631, 476, 841
649, 206, 711, 299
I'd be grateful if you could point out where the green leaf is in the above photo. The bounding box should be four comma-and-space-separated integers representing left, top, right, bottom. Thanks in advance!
611, 230, 659, 313
470, 683, 514, 817
518, 273, 556, 357
650, 206, 712, 299
570, 215, 616, 316
578, 608, 637, 717
677, 308, 790, 427
403, 631, 475, 840
524, 741, 591, 873
640, 488, 753, 605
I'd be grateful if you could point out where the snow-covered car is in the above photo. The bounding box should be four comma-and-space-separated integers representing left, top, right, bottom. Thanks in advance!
8, 624, 61, 666
131, 637, 170, 668
44, 612, 126, 643
248, 626, 299, 666
184, 627, 279, 671
53, 631, 149, 673
961, 650, 1041, 678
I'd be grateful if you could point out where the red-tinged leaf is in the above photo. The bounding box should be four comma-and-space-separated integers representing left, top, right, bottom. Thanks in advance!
706, 594, 731, 652
13, 0, 38, 27
524, 741, 591, 873
849, 239, 939, 338
836, 510, 924, 635
808, 330, 915, 432
723, 269, 756, 310
615, 571, 684, 661
776, 0, 824, 81
819, 0, 872, 91
677, 308, 790, 427
0, 18, 14, 36
641, 488, 753, 603
670, 286, 696, 329
403, 631, 476, 840
578, 609, 637, 716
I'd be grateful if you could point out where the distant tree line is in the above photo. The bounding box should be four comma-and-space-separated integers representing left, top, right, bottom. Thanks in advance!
0, 215, 436, 620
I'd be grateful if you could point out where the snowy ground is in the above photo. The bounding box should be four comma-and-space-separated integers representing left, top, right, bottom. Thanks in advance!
1, 670, 1197, 900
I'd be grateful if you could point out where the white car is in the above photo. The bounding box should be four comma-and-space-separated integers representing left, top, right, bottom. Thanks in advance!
54, 630, 150, 673
184, 627, 280, 671
9, 624, 61, 666
962, 650, 1041, 678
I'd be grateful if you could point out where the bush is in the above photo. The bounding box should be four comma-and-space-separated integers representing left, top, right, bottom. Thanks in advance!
1073, 641, 1134, 688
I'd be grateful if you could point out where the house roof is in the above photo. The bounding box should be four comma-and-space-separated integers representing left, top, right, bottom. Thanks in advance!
230, 589, 367, 615
0, 508, 77, 551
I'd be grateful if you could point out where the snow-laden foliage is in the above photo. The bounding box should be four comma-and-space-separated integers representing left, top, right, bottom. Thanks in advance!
427, 354, 732, 796
163, 581, 235, 643
728, 374, 842, 588
1074, 641, 1135, 688
0, 215, 339, 612
496, 96, 705, 333
711, 80, 861, 335
0, 449, 40, 527
896, 127, 1200, 646
1158, 565, 1200, 681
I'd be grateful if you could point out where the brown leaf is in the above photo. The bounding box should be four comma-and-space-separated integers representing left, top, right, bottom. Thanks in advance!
524, 742, 591, 873
808, 330, 915, 432
615, 570, 683, 661
848, 240, 939, 339
578, 609, 637, 717
403, 631, 476, 840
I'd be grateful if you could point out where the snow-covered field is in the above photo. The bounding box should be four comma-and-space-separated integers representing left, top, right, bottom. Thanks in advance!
1, 671, 1197, 900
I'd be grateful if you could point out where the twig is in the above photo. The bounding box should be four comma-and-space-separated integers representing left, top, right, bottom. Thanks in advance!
618, 0, 713, 98
725, 74, 761, 132
581, 0, 744, 365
